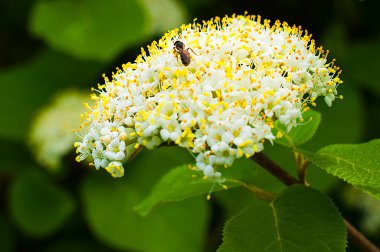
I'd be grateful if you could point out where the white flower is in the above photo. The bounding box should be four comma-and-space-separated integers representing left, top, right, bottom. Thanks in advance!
104, 139, 126, 161
29, 90, 90, 170
76, 14, 342, 178
105, 161, 124, 178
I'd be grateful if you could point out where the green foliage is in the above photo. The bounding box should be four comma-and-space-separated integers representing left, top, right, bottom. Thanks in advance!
135, 165, 221, 216
302, 139, 380, 201
1, 0, 379, 251
134, 163, 260, 216
219, 185, 346, 252
30, 0, 149, 61
81, 174, 209, 252
274, 109, 321, 148
124, 147, 195, 192
303, 87, 364, 190
214, 187, 261, 218
8, 170, 75, 237
267, 87, 364, 192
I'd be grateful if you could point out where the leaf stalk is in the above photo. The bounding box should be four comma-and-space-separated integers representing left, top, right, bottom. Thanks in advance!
250, 151, 380, 252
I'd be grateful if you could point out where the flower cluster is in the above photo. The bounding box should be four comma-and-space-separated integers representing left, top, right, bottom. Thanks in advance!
75, 14, 342, 178
30, 90, 90, 170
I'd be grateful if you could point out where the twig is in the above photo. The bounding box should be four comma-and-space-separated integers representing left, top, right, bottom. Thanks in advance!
226, 178, 275, 201
294, 151, 309, 185
250, 152, 299, 186
251, 151, 380, 252
344, 220, 380, 252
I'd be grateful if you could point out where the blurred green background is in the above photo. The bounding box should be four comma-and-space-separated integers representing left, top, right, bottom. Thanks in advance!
0, 0, 379, 251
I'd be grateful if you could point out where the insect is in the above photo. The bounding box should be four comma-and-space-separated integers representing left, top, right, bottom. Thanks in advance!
173, 40, 197, 66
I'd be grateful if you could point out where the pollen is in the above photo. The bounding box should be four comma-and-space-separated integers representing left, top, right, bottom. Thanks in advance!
75, 13, 342, 179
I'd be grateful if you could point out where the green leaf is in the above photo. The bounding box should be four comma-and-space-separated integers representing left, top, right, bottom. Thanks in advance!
81, 174, 209, 252
302, 139, 380, 201
302, 86, 364, 191
125, 146, 195, 193
134, 166, 227, 216
215, 187, 261, 218
274, 109, 321, 148
30, 0, 149, 61
0, 50, 102, 141
8, 170, 75, 237
134, 160, 262, 216
219, 185, 346, 252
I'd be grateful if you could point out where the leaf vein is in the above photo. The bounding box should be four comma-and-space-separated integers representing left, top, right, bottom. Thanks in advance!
270, 202, 284, 252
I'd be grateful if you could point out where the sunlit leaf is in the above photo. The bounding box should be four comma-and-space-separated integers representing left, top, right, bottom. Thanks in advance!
134, 163, 262, 216
124, 146, 195, 192
302, 139, 380, 201
274, 109, 321, 148
219, 185, 346, 252
303, 86, 364, 190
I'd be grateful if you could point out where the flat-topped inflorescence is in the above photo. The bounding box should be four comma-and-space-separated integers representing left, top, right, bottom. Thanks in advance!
75, 14, 342, 178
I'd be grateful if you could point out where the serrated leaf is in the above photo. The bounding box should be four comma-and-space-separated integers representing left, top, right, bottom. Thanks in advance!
8, 170, 75, 237
302, 86, 364, 191
219, 185, 346, 252
274, 109, 321, 148
81, 174, 208, 252
302, 139, 380, 201
134, 166, 228, 216
30, 0, 149, 61
134, 161, 262, 216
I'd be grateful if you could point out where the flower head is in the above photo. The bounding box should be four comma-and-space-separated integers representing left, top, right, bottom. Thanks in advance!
30, 90, 90, 170
75, 14, 342, 178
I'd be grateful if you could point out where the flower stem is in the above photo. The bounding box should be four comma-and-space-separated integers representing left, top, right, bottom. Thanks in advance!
251, 152, 380, 252
227, 178, 275, 201
294, 151, 309, 185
